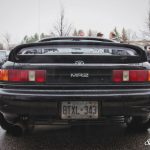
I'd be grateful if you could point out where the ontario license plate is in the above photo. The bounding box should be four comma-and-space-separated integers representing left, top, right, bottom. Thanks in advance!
61, 101, 98, 119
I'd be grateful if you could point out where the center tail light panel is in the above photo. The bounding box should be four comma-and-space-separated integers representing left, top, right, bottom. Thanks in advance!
113, 70, 150, 83
0, 69, 46, 83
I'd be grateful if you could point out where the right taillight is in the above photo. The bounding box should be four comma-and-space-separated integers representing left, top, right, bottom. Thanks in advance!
112, 70, 122, 83
113, 70, 149, 82
0, 69, 46, 83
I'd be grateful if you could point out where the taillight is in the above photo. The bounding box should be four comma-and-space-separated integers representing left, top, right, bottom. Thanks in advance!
35, 70, 46, 83
9, 70, 21, 82
20, 70, 29, 81
113, 70, 149, 82
0, 69, 46, 83
122, 70, 129, 81
112, 70, 122, 82
129, 70, 148, 82
0, 70, 8, 81
29, 71, 35, 81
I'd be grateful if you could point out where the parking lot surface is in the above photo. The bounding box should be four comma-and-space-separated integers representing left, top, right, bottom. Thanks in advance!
0, 124, 150, 150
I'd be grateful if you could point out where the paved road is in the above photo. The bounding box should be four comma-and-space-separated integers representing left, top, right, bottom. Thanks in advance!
0, 124, 150, 150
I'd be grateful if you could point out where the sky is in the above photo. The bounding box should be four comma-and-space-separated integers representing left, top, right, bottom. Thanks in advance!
0, 0, 149, 43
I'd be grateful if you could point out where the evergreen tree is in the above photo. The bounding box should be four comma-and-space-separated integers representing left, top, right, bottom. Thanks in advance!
121, 28, 128, 43
22, 33, 39, 44
22, 35, 29, 44
34, 33, 39, 41
40, 33, 45, 39
88, 29, 92, 36
49, 32, 55, 37
113, 27, 120, 40
73, 29, 78, 36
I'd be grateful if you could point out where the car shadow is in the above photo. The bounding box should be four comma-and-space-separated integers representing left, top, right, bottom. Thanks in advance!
0, 124, 150, 150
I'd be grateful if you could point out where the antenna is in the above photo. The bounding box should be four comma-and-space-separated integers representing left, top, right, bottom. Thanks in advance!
38, 0, 41, 40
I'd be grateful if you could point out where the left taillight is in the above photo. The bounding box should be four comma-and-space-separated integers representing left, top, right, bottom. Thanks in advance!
0, 70, 8, 81
0, 69, 46, 83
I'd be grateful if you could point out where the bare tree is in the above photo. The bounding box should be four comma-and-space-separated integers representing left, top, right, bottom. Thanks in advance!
0, 43, 4, 50
2, 33, 11, 50
141, 1, 150, 38
146, 10, 150, 33
126, 29, 138, 41
53, 7, 72, 36
142, 11, 150, 38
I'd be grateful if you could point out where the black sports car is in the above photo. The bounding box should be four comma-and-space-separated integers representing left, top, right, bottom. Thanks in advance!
0, 37, 150, 136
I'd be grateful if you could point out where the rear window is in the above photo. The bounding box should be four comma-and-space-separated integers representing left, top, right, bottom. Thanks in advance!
18, 45, 138, 56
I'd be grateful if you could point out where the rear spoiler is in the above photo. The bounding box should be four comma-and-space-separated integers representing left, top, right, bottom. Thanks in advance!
9, 41, 147, 63
38, 37, 114, 43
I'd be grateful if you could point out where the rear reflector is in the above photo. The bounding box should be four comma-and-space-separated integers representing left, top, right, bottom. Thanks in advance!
113, 70, 148, 82
0, 69, 46, 83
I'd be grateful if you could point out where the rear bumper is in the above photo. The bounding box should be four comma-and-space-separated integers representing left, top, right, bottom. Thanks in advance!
0, 88, 150, 123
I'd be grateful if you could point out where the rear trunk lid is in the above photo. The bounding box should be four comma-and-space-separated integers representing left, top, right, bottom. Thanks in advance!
12, 63, 144, 85
8, 41, 147, 85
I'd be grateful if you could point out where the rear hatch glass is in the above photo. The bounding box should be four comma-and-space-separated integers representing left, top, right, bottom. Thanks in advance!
18, 45, 138, 56
10, 44, 146, 85
11, 43, 146, 63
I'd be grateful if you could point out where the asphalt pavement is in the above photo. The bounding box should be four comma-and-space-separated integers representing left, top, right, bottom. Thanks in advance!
0, 124, 150, 150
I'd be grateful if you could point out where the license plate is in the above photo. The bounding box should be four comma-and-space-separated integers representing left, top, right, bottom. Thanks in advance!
61, 101, 98, 119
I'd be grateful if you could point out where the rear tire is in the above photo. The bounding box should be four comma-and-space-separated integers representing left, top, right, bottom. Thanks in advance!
0, 113, 13, 131
0, 113, 34, 136
127, 116, 150, 132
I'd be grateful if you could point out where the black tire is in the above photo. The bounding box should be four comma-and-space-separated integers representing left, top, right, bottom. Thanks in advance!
127, 116, 150, 132
0, 113, 13, 131
0, 115, 23, 136
0, 113, 34, 136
